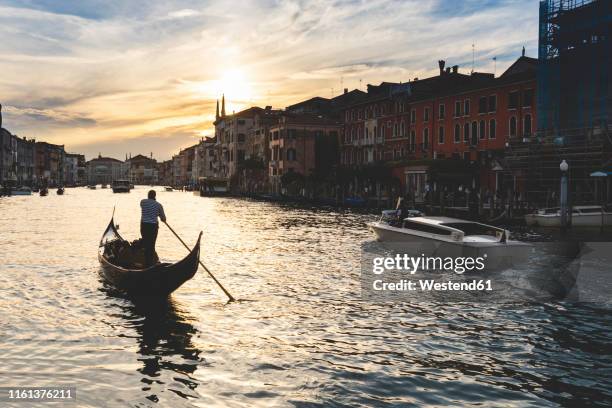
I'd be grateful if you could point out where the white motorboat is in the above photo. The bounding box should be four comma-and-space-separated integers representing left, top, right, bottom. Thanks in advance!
525, 205, 612, 228
368, 213, 531, 269
10, 186, 32, 196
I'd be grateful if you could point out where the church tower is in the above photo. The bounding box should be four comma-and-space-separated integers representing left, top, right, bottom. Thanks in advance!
215, 99, 220, 120
221, 94, 226, 117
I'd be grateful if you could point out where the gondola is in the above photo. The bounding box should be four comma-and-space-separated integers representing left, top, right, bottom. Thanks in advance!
98, 217, 202, 296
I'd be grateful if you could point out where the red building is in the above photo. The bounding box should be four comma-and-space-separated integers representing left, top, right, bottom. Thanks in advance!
341, 54, 537, 204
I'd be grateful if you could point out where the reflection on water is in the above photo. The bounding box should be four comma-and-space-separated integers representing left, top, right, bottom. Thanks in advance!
102, 285, 202, 403
0, 188, 611, 407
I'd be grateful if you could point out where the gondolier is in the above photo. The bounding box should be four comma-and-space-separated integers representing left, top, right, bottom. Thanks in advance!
140, 190, 166, 267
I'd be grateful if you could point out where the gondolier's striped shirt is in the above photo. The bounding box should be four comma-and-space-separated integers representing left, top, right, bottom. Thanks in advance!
140, 199, 166, 224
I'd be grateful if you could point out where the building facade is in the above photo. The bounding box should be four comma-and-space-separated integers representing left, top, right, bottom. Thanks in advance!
35, 142, 65, 187
85, 154, 124, 185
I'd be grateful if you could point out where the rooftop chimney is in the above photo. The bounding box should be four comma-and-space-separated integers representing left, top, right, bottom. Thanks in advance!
452, 65, 458, 74
438, 60, 445, 75
445, 67, 451, 74
344, 88, 348, 94
265, 105, 272, 110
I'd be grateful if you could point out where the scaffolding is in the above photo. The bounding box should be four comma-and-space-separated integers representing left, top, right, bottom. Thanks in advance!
505, 0, 612, 207
538, 0, 611, 133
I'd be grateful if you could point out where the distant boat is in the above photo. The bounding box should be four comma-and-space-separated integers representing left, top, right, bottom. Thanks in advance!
88, 185, 97, 190
57, 187, 65, 195
101, 184, 108, 189
11, 186, 32, 196
165, 187, 174, 192
525, 205, 612, 227
112, 180, 130, 193
40, 187, 48, 196
129, 183, 135, 190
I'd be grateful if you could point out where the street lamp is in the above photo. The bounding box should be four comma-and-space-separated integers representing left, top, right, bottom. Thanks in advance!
560, 160, 569, 232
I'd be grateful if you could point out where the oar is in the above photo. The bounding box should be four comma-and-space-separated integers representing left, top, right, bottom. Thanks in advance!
163, 221, 236, 302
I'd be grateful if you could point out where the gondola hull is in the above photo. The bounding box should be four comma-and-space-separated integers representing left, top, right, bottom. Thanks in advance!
98, 218, 201, 296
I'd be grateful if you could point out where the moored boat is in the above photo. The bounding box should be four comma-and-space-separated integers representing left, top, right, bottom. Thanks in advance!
165, 186, 174, 192
525, 205, 612, 228
39, 187, 48, 196
88, 185, 97, 190
11, 186, 32, 196
57, 187, 64, 195
98, 217, 202, 296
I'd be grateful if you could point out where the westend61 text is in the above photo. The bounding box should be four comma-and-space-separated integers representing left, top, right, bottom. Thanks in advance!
373, 279, 493, 292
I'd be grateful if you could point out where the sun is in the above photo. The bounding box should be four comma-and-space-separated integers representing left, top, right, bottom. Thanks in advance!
218, 69, 253, 105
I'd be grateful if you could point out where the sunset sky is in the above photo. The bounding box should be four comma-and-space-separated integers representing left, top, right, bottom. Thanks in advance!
0, 0, 538, 161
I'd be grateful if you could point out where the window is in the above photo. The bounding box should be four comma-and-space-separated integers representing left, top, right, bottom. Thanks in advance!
479, 120, 486, 140
410, 109, 416, 124
423, 128, 429, 149
393, 123, 398, 138
439, 104, 445, 119
379, 126, 384, 140
464, 99, 470, 116
478, 96, 487, 114
454, 124, 461, 143
410, 130, 416, 151
424, 107, 430, 122
489, 119, 496, 139
471, 121, 478, 145
237, 150, 245, 162
488, 95, 497, 112
287, 129, 297, 139
438, 126, 445, 144
524, 114, 532, 136
463, 151, 470, 161
373, 126, 377, 139
523, 89, 533, 107
400, 121, 405, 137
287, 148, 297, 161
237, 119, 245, 125
464, 123, 470, 142
237, 133, 246, 142
508, 91, 519, 109
509, 116, 517, 137
454, 101, 462, 117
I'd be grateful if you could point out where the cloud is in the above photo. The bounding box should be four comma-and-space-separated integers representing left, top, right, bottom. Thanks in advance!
0, 0, 539, 160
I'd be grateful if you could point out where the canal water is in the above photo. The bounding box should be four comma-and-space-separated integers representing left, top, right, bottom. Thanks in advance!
0, 187, 610, 407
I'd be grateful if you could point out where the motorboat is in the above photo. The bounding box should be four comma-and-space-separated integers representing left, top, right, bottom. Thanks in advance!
525, 206, 612, 227
368, 213, 532, 269
40, 187, 48, 196
101, 183, 108, 189
165, 187, 174, 192
57, 187, 65, 195
11, 186, 32, 196
112, 179, 130, 193
88, 185, 97, 190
